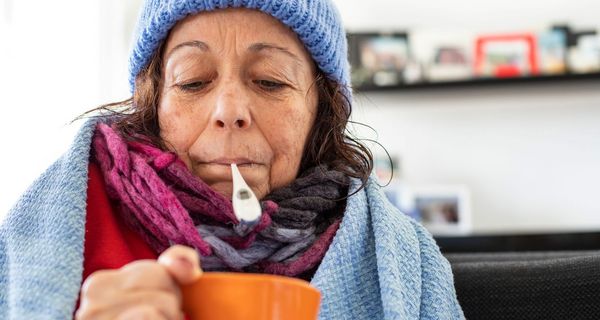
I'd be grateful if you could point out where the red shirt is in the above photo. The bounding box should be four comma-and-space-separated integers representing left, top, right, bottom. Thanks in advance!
75, 162, 158, 315
78, 162, 197, 319
83, 162, 158, 280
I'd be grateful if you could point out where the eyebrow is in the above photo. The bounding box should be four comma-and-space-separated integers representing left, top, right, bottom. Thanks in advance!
247, 42, 302, 65
165, 40, 302, 65
166, 40, 210, 60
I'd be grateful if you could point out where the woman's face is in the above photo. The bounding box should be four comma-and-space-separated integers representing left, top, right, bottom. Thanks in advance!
159, 8, 318, 200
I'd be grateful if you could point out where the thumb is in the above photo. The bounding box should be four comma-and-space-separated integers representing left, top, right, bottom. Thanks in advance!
158, 245, 203, 285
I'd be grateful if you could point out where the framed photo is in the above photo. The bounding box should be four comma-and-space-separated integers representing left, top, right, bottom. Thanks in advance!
404, 185, 472, 236
568, 32, 600, 74
410, 29, 474, 82
348, 32, 418, 88
474, 33, 539, 78
537, 30, 567, 75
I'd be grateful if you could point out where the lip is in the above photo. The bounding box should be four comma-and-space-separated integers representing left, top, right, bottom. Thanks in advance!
200, 157, 259, 166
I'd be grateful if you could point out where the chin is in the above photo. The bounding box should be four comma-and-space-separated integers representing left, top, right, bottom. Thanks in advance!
208, 182, 234, 199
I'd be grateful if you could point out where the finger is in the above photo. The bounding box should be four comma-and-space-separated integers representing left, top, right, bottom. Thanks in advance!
116, 305, 169, 320
119, 260, 181, 297
157, 245, 203, 285
78, 276, 183, 320
116, 290, 183, 320
80, 269, 121, 300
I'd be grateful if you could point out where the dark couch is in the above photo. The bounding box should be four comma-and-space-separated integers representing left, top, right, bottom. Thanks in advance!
446, 251, 600, 320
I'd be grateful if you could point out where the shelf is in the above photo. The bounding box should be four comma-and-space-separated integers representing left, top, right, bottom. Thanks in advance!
354, 72, 600, 92
348, 28, 600, 92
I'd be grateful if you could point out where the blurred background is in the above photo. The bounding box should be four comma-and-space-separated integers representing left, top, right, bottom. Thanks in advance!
1, 0, 600, 246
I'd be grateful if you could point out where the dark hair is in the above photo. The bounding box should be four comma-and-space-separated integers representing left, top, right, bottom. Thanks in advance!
86, 41, 374, 193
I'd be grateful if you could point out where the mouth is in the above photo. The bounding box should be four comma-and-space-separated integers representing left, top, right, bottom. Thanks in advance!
199, 158, 261, 167
193, 158, 265, 196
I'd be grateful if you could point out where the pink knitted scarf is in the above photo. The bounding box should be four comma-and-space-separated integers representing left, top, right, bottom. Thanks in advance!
91, 123, 345, 276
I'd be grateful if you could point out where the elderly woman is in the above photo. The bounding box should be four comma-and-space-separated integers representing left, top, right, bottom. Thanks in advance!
0, 0, 464, 319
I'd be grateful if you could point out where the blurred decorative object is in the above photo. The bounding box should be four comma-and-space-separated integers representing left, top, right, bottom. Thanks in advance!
404, 185, 472, 236
474, 33, 539, 78
374, 155, 473, 235
411, 30, 474, 82
373, 152, 398, 183
375, 153, 422, 221
568, 31, 600, 74
537, 30, 567, 75
348, 32, 417, 88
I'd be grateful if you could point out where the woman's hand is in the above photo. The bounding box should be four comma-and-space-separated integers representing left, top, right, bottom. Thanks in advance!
75, 245, 202, 320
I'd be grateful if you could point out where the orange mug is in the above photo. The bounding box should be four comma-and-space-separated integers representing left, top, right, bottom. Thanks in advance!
181, 272, 321, 320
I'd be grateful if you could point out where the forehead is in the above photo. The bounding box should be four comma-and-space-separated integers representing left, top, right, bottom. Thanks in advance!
164, 8, 310, 58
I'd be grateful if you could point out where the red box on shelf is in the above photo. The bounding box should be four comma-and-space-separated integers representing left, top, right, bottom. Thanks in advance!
474, 34, 539, 78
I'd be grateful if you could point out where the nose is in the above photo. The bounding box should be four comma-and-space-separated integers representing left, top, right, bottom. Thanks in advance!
211, 81, 252, 130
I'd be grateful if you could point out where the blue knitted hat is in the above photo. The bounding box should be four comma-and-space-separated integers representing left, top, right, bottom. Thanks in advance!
128, 0, 351, 98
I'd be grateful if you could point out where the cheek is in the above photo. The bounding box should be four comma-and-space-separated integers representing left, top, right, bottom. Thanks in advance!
158, 97, 205, 165
266, 106, 315, 190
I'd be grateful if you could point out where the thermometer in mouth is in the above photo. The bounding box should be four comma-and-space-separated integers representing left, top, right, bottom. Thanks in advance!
231, 164, 262, 232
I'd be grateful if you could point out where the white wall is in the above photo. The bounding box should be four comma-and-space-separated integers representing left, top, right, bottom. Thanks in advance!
333, 0, 600, 32
335, 0, 600, 234
0, 0, 138, 218
352, 83, 600, 234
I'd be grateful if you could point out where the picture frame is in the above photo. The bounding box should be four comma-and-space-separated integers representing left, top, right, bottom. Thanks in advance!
537, 29, 567, 75
403, 185, 472, 236
474, 33, 539, 78
410, 29, 474, 82
568, 32, 600, 74
347, 32, 418, 89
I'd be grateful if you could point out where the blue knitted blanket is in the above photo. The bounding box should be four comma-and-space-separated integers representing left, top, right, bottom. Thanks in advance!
0, 119, 464, 319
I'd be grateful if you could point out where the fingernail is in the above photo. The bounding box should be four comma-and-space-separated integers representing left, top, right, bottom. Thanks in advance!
176, 256, 193, 270
176, 256, 203, 278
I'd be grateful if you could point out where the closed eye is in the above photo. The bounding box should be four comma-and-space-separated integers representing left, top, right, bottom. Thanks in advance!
254, 79, 285, 91
179, 80, 211, 92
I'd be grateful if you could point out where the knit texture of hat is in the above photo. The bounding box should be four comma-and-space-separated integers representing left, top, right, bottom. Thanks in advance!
128, 0, 351, 98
